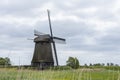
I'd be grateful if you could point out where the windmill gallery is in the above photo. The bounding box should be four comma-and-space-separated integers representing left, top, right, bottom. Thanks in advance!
31, 10, 66, 69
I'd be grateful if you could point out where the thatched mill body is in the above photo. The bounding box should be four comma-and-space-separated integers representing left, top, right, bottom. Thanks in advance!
31, 10, 66, 69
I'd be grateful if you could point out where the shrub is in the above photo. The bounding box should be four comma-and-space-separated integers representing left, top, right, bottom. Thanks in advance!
66, 57, 80, 69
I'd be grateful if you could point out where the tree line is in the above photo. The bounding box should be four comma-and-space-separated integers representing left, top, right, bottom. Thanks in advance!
0, 56, 119, 70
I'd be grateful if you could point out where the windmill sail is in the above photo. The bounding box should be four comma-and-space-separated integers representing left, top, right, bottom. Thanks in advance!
47, 10, 59, 66
34, 30, 46, 36
53, 37, 66, 44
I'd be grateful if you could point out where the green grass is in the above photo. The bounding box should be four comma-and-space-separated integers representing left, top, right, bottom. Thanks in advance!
0, 68, 120, 80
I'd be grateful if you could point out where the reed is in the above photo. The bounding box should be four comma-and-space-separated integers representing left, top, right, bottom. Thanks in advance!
0, 68, 119, 80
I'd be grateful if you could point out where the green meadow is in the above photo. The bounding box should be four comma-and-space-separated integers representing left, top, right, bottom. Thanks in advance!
0, 68, 120, 80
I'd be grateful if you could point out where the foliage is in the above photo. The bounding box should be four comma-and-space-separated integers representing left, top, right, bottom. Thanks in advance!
105, 66, 120, 71
107, 63, 115, 66
0, 57, 11, 67
93, 63, 104, 66
66, 57, 79, 69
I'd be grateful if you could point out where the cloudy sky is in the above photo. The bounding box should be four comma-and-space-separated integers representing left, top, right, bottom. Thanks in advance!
0, 0, 120, 65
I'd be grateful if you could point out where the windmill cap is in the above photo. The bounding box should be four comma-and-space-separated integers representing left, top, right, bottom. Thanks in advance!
34, 34, 51, 42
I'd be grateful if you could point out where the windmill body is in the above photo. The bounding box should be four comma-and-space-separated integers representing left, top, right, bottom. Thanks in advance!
31, 34, 54, 69
31, 31, 65, 69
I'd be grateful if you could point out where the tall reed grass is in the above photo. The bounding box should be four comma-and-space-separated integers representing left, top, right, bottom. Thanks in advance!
0, 67, 119, 80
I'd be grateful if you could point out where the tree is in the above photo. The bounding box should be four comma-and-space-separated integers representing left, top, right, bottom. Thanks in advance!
110, 63, 114, 66
0, 57, 5, 65
89, 63, 92, 66
66, 57, 79, 69
84, 64, 88, 67
5, 57, 11, 65
101, 63, 105, 66
107, 63, 110, 66
0, 57, 11, 66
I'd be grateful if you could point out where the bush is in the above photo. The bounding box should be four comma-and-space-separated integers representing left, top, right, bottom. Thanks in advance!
0, 57, 11, 67
66, 57, 80, 69
105, 66, 120, 71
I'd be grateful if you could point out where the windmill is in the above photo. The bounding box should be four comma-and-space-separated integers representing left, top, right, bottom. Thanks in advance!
31, 10, 66, 69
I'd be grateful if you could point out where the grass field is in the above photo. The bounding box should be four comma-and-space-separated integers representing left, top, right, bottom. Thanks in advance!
0, 68, 120, 80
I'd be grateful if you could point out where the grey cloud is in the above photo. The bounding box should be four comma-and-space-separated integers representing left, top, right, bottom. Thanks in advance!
64, 25, 120, 52
94, 8, 117, 22
0, 23, 34, 38
0, 23, 34, 52
52, 20, 95, 38
52, 0, 114, 10
78, 0, 115, 7
98, 27, 120, 46
0, 0, 48, 17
